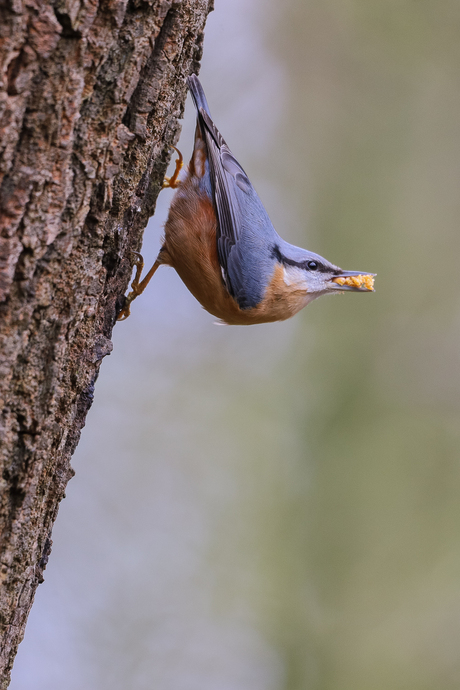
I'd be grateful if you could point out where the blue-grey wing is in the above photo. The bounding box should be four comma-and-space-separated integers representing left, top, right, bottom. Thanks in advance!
200, 107, 281, 309
188, 76, 279, 310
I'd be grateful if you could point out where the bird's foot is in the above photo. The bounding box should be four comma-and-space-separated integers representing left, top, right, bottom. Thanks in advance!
117, 252, 161, 321
162, 146, 184, 189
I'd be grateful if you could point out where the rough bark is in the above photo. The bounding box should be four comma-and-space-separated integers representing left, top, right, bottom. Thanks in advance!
0, 0, 213, 683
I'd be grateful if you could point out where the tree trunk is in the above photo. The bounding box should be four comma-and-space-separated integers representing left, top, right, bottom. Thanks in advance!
0, 0, 213, 683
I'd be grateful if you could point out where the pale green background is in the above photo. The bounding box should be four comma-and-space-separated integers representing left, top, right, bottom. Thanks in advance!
12, 1, 460, 688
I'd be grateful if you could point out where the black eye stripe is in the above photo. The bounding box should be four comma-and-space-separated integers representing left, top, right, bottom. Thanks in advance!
270, 244, 336, 274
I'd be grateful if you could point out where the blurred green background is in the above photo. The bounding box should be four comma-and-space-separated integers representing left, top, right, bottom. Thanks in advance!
11, 1, 460, 689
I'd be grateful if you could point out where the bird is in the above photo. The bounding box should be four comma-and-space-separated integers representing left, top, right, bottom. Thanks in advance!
117, 75, 375, 324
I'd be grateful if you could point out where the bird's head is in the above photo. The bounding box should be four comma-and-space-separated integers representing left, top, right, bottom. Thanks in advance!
273, 244, 375, 305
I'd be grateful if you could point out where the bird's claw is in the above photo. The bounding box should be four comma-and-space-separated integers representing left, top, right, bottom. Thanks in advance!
162, 145, 184, 189
117, 253, 145, 321
117, 252, 161, 322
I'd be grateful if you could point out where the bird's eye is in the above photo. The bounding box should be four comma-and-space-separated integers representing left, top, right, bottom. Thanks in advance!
307, 260, 319, 271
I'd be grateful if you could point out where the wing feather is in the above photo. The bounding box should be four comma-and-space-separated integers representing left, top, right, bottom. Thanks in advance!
197, 107, 259, 302
188, 76, 277, 308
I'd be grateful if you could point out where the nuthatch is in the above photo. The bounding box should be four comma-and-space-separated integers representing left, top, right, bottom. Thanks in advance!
118, 75, 375, 323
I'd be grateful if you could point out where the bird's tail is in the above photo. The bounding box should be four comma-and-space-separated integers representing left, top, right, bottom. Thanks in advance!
187, 74, 211, 117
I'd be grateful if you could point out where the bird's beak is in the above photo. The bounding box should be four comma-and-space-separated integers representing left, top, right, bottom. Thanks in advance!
329, 271, 376, 292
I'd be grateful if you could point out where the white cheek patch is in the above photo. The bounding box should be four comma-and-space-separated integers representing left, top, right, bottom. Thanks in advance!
283, 266, 309, 292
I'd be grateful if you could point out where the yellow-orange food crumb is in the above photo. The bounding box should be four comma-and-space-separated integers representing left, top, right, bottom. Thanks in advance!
333, 274, 375, 290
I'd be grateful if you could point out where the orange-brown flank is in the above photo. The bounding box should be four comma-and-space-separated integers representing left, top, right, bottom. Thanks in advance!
332, 274, 375, 291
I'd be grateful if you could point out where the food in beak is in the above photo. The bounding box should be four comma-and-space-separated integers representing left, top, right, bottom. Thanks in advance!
332, 274, 375, 290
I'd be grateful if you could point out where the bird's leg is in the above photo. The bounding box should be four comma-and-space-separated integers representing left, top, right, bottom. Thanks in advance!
117, 252, 162, 321
118, 145, 181, 321
162, 146, 184, 189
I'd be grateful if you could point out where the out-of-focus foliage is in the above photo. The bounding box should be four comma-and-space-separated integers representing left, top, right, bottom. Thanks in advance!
12, 1, 460, 689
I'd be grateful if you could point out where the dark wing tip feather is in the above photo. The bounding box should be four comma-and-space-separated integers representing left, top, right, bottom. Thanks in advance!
187, 77, 264, 310
187, 75, 211, 117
